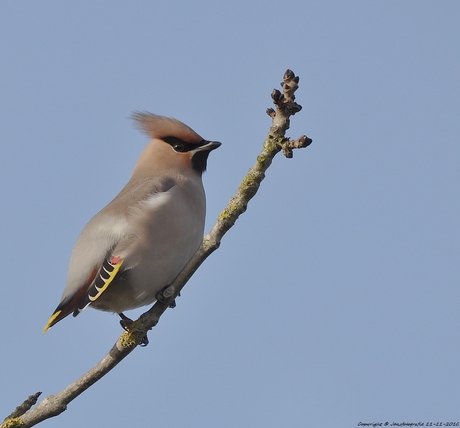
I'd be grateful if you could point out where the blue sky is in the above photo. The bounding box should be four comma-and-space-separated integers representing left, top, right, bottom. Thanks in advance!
1, 1, 459, 427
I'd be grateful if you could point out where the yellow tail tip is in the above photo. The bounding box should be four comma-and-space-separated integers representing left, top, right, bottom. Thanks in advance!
43, 310, 62, 333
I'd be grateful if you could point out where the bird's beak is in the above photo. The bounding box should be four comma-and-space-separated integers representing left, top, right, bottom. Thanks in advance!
194, 140, 221, 152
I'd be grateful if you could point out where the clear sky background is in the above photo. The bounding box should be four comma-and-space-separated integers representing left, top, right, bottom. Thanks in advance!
1, 2, 459, 427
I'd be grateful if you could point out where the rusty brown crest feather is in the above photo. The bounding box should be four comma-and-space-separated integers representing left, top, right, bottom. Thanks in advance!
132, 112, 204, 144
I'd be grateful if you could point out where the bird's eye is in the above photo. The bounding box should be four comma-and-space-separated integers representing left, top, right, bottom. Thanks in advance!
173, 143, 185, 152
164, 136, 189, 152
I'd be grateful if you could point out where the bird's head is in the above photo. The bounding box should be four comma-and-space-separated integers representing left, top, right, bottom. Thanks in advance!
132, 112, 221, 177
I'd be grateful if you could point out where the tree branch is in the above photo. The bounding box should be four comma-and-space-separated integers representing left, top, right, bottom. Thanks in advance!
3, 69, 312, 428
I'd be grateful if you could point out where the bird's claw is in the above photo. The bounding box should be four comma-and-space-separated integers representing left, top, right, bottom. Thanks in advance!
156, 286, 180, 308
118, 313, 149, 346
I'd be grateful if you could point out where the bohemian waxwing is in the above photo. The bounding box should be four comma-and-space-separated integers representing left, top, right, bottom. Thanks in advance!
44, 113, 220, 333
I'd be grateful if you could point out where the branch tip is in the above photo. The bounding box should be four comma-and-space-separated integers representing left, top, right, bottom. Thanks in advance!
281, 135, 313, 158
3, 392, 42, 422
268, 69, 305, 138
271, 89, 283, 104
266, 108, 276, 118
283, 69, 295, 81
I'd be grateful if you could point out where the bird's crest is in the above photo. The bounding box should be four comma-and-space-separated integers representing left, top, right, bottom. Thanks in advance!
132, 112, 203, 144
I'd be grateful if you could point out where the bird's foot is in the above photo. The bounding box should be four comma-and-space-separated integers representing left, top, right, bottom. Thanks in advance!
155, 285, 180, 308
118, 313, 149, 346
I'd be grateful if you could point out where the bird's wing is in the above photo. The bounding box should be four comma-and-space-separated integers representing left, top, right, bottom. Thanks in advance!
72, 255, 125, 317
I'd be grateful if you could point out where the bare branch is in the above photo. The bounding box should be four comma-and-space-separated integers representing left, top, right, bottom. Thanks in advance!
3, 393, 41, 422
3, 69, 312, 428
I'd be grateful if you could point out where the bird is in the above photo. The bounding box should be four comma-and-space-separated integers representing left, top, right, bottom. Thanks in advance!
43, 113, 221, 337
